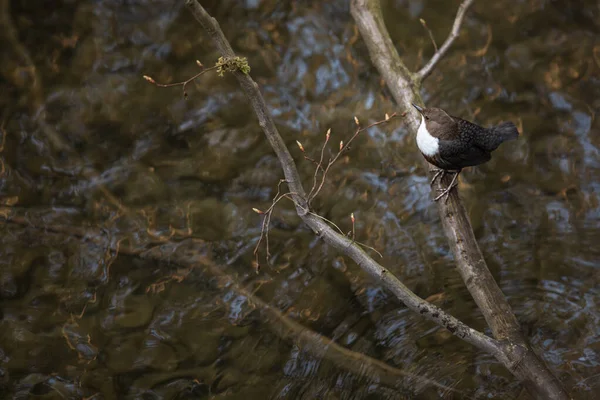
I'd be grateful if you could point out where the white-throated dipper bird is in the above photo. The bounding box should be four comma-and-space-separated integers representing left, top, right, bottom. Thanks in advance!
412, 104, 519, 202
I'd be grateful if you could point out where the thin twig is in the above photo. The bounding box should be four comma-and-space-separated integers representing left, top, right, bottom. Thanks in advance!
355, 241, 383, 258
255, 113, 395, 263
256, 115, 397, 263
306, 128, 331, 200
303, 154, 326, 170
416, 0, 475, 81
419, 18, 438, 52
308, 112, 399, 203
252, 181, 297, 268
143, 63, 218, 98
307, 210, 345, 236
347, 213, 383, 258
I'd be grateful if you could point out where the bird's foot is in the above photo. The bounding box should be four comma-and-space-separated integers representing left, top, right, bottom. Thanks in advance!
430, 168, 446, 185
434, 184, 458, 203
433, 171, 460, 203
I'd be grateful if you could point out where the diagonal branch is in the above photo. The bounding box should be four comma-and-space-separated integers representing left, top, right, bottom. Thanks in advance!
185, 0, 308, 215
351, 0, 519, 344
416, 0, 475, 82
350, 0, 570, 399
184, 0, 503, 357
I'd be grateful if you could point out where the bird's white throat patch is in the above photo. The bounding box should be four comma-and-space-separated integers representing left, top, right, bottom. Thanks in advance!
416, 115, 439, 156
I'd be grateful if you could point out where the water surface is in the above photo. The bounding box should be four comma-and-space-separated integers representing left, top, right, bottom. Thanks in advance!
0, 0, 599, 398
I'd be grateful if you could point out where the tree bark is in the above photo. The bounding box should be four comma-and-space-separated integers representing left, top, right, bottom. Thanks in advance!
184, 0, 571, 398
350, 0, 570, 399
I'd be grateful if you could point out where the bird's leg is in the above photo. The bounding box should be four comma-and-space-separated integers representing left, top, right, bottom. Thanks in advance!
434, 170, 461, 203
429, 168, 446, 185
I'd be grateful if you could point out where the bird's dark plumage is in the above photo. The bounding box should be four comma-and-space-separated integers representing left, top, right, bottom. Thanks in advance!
413, 104, 519, 170
411, 103, 519, 201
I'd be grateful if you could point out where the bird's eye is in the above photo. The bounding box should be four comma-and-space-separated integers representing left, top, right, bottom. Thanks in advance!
425, 116, 430, 120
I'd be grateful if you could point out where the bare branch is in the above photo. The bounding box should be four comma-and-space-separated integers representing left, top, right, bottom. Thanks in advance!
304, 211, 504, 356
184, 0, 308, 216
184, 0, 503, 358
351, 0, 520, 340
143, 63, 218, 99
350, 0, 570, 398
416, 0, 475, 82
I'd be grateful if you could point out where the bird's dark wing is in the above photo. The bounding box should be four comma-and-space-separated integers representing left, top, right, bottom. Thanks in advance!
437, 139, 491, 169
454, 118, 485, 143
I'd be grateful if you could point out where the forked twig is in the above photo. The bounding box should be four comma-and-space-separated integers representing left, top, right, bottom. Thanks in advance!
144, 62, 218, 98
416, 0, 475, 81
253, 114, 398, 266
301, 112, 401, 204
252, 179, 297, 270
141, 53, 395, 267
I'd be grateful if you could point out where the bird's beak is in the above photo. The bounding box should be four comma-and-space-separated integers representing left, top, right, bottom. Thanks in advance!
412, 103, 423, 114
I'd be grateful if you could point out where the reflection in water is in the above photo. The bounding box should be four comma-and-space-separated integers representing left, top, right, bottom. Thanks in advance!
0, 0, 599, 399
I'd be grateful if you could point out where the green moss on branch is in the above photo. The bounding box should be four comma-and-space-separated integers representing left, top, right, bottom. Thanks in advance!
216, 56, 250, 77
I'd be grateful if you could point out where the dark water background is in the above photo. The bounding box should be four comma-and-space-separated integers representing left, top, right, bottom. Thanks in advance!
0, 0, 599, 398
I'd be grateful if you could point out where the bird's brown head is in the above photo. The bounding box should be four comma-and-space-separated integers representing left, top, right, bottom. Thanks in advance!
412, 104, 456, 131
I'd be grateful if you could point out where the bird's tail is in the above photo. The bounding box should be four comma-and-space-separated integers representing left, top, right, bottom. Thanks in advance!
478, 121, 519, 151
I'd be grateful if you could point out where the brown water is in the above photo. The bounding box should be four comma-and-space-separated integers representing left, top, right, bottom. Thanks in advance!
1, 0, 599, 399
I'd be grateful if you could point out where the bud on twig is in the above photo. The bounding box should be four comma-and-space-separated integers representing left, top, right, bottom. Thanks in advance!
339, 140, 344, 151
143, 75, 155, 84
296, 140, 305, 152
196, 60, 203, 67
252, 208, 264, 214
354, 116, 360, 126
326, 128, 331, 142
252, 260, 260, 274
350, 213, 355, 223
385, 113, 390, 121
